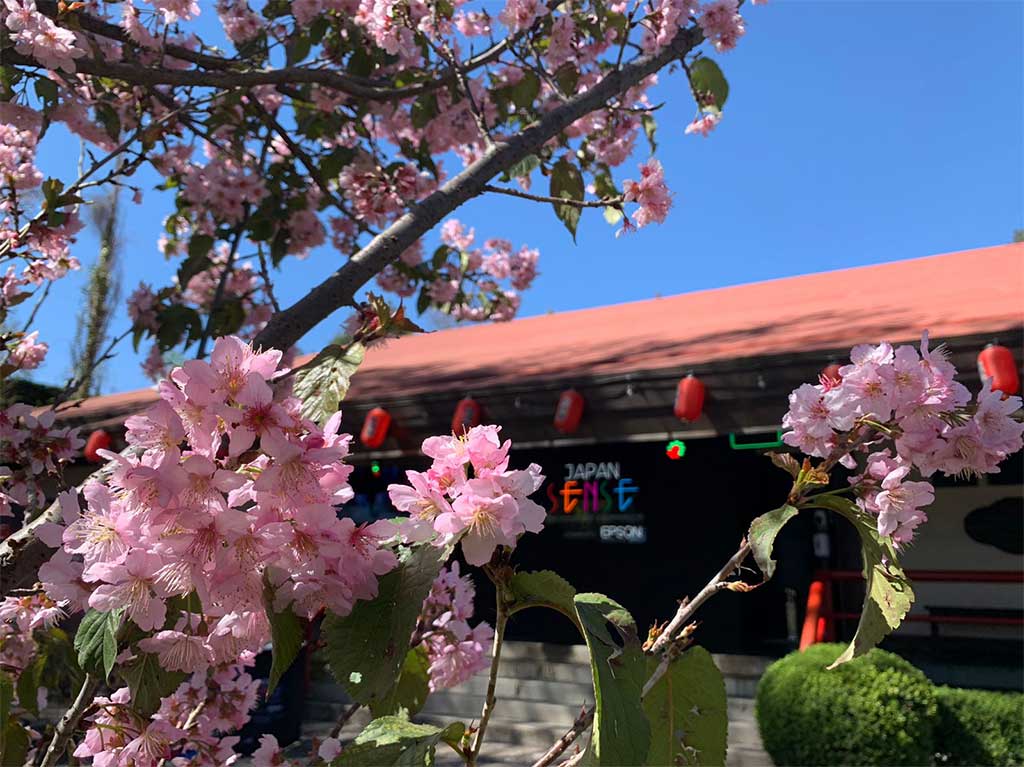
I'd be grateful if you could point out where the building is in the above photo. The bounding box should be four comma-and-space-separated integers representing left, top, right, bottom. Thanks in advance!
52, 243, 1024, 684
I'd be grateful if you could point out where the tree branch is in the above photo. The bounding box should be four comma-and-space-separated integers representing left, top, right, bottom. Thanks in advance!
253, 25, 704, 351
38, 674, 99, 767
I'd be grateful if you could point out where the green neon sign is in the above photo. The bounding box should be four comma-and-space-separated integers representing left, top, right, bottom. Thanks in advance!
728, 430, 784, 450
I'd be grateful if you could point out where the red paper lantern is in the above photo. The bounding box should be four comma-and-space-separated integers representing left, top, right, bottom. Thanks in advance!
978, 344, 1020, 395
452, 397, 481, 434
84, 429, 112, 463
553, 389, 585, 434
821, 363, 843, 384
673, 375, 705, 422
360, 407, 392, 449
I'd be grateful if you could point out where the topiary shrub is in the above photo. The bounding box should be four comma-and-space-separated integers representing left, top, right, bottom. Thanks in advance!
755, 643, 938, 766
934, 686, 1024, 766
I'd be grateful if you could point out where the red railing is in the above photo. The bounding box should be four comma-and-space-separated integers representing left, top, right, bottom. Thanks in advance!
800, 569, 1024, 650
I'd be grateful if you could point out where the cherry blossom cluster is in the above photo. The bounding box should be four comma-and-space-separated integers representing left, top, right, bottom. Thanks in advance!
418, 562, 493, 692
783, 334, 1024, 544
36, 336, 396, 660
375, 219, 540, 323
3, 329, 48, 372
3, 0, 83, 72
74, 658, 259, 767
0, 593, 62, 707
388, 425, 545, 566
621, 159, 673, 232
0, 406, 83, 518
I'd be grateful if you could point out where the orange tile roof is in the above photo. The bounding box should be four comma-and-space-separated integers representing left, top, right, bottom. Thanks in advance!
53, 243, 1024, 421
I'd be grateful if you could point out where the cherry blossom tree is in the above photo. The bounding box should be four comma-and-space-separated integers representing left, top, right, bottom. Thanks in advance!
1, 2, 1022, 767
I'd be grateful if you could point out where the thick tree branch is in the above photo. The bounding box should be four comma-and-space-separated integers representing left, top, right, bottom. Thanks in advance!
254, 25, 704, 351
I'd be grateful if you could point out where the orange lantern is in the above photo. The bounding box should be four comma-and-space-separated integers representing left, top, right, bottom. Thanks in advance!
553, 389, 585, 434
84, 429, 112, 463
978, 344, 1020, 395
673, 375, 705, 422
452, 397, 481, 434
360, 407, 392, 449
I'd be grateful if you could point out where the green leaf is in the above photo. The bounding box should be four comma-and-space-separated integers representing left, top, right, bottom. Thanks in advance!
208, 297, 246, 338
502, 154, 541, 182
286, 32, 312, 65
264, 586, 305, 697
177, 234, 214, 286
643, 647, 727, 767
156, 304, 203, 350
747, 504, 799, 582
332, 716, 465, 766
120, 652, 187, 717
15, 654, 45, 716
370, 645, 431, 718
550, 159, 585, 241
0, 674, 11, 724
554, 64, 580, 95
641, 114, 657, 153
320, 147, 356, 181
603, 206, 623, 226
410, 93, 440, 129
574, 593, 650, 766
503, 71, 540, 109
74, 608, 121, 679
95, 102, 121, 141
0, 718, 29, 767
34, 77, 58, 106
322, 544, 448, 711
689, 58, 729, 112
508, 570, 581, 631
805, 496, 915, 667
292, 341, 367, 425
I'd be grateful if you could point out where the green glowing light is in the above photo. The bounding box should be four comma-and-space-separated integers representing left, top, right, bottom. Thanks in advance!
728, 430, 784, 450
665, 439, 687, 459
371, 461, 381, 475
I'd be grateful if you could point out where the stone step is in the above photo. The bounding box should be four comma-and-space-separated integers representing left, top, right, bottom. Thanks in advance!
421, 691, 583, 725
496, 641, 592, 664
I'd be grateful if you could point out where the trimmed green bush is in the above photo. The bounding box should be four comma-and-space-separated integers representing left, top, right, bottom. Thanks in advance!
934, 686, 1024, 766
755, 643, 938, 766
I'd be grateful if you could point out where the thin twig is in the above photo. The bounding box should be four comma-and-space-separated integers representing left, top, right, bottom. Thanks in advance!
328, 702, 362, 739
39, 674, 99, 767
647, 540, 752, 655
531, 707, 594, 767
482, 185, 622, 209
468, 576, 510, 766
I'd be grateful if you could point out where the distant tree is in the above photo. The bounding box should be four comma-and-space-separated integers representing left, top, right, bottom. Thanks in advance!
69, 192, 121, 398
1013, 229, 1024, 243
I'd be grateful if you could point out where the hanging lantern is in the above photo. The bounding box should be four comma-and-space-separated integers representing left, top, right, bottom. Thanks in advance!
553, 389, 585, 434
978, 344, 1020, 395
84, 429, 112, 463
360, 407, 392, 449
452, 397, 482, 434
821, 363, 843, 384
673, 375, 705, 422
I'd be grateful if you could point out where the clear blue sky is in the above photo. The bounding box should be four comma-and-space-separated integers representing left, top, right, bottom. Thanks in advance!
22, 0, 1024, 394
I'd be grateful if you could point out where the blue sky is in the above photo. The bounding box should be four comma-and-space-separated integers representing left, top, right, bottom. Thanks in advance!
21, 0, 1024, 394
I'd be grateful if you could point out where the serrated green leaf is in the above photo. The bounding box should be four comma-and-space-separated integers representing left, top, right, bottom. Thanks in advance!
332, 716, 465, 766
120, 652, 187, 716
370, 645, 431, 718
292, 342, 366, 425
508, 570, 581, 630
322, 544, 448, 711
550, 159, 585, 241
689, 58, 729, 111
264, 585, 305, 697
74, 609, 121, 679
641, 114, 657, 153
748, 504, 800, 582
156, 304, 203, 351
574, 593, 650, 766
804, 495, 914, 667
644, 647, 727, 767
34, 77, 58, 106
